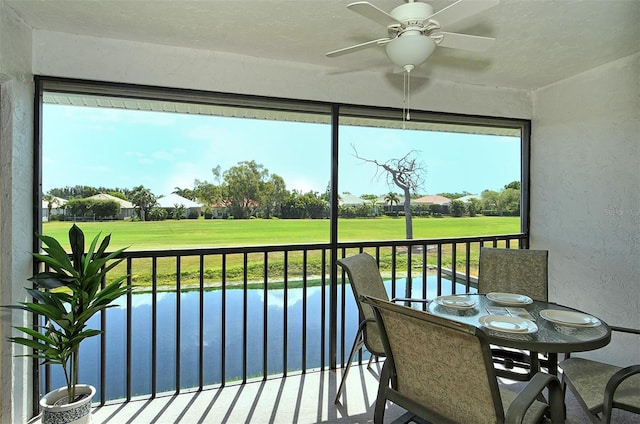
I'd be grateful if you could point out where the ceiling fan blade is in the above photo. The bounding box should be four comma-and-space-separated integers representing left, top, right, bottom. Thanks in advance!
436, 32, 495, 52
326, 38, 390, 57
347, 1, 402, 27
428, 0, 500, 27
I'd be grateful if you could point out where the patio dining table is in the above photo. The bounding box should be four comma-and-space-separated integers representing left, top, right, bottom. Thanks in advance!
427, 293, 612, 375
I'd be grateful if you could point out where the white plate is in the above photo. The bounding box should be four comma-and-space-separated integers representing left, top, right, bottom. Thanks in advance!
486, 292, 533, 306
479, 315, 538, 334
539, 309, 601, 327
434, 295, 477, 309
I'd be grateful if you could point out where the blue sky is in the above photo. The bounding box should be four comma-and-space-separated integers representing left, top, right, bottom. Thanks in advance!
43, 104, 521, 198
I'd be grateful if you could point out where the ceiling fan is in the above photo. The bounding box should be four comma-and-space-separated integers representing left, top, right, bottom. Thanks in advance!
326, 0, 500, 72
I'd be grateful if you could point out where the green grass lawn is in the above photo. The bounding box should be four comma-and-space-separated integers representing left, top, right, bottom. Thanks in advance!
42, 216, 520, 250
40, 216, 520, 290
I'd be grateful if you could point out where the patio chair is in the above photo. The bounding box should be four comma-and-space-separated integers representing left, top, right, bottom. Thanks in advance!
334, 252, 428, 404
560, 326, 640, 424
479, 247, 550, 380
361, 295, 565, 424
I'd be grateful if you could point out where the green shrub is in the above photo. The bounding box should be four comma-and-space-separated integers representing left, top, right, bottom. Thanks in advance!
147, 207, 168, 221
91, 199, 121, 219
65, 198, 93, 216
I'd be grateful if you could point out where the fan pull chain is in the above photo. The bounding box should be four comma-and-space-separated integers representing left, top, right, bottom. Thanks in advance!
406, 68, 411, 121
402, 65, 414, 129
402, 70, 407, 129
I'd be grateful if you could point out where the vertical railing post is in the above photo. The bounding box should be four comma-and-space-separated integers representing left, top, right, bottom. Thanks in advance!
405, 243, 413, 300
320, 249, 327, 369
221, 254, 227, 387
198, 254, 204, 390
263, 251, 269, 379
100, 265, 107, 404
421, 243, 428, 310
451, 242, 457, 294
391, 245, 398, 299
151, 257, 157, 398
242, 252, 248, 383
126, 258, 133, 401
175, 257, 181, 394
436, 242, 443, 297
283, 252, 289, 377
302, 250, 308, 373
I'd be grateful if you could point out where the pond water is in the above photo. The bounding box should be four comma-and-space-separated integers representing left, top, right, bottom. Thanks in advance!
45, 276, 473, 400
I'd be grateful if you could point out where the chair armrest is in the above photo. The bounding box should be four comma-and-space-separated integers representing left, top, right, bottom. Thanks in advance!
392, 297, 430, 304
610, 326, 640, 335
505, 372, 564, 424
602, 364, 640, 421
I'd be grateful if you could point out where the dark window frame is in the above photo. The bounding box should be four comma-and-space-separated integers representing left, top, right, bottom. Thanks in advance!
33, 75, 531, 240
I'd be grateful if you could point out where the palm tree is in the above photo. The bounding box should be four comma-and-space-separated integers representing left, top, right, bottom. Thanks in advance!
173, 186, 195, 200
130, 185, 157, 221
384, 192, 400, 215
43, 193, 60, 221
369, 199, 378, 217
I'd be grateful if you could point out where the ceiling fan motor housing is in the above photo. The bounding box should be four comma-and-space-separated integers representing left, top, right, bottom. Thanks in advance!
390, 2, 434, 25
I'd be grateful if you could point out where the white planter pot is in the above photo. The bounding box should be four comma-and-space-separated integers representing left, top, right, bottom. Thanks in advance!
40, 384, 95, 424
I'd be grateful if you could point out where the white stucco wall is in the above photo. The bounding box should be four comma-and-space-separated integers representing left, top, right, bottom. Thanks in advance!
31, 30, 532, 119
531, 53, 640, 365
0, 1, 35, 423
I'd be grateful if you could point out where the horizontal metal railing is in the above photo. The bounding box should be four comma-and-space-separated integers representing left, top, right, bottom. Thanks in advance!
40, 234, 527, 404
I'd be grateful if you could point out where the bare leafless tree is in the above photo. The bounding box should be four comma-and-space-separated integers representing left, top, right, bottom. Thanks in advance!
353, 147, 426, 239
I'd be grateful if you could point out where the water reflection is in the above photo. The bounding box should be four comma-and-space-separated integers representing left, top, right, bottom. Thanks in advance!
45, 277, 471, 400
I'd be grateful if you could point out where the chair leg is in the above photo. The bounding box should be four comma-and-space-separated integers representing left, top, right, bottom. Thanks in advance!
546, 352, 558, 375
335, 328, 365, 404
367, 354, 376, 369
374, 361, 392, 424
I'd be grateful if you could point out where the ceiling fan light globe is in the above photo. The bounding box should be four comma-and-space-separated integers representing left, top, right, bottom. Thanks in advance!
385, 35, 436, 68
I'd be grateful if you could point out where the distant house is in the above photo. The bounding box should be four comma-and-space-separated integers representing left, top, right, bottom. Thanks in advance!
413, 195, 452, 214
207, 199, 259, 219
42, 196, 67, 221
457, 194, 480, 203
87, 193, 135, 219
413, 195, 452, 206
338, 193, 379, 217
208, 201, 228, 219
338, 193, 366, 206
157, 193, 202, 218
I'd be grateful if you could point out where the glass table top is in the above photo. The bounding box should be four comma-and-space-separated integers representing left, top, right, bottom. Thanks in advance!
426, 294, 611, 353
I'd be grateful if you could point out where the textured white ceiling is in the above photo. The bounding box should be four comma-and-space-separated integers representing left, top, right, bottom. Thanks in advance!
7, 0, 640, 90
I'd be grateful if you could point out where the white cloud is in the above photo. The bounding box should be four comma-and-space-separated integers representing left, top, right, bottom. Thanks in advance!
151, 151, 174, 160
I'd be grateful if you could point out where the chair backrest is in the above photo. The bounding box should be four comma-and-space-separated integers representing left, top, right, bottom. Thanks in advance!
478, 247, 549, 301
361, 295, 504, 424
336, 253, 389, 357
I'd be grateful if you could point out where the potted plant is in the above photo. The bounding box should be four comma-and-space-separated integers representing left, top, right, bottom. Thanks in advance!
7, 224, 130, 424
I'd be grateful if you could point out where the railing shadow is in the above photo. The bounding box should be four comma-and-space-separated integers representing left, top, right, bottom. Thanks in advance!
40, 234, 527, 406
